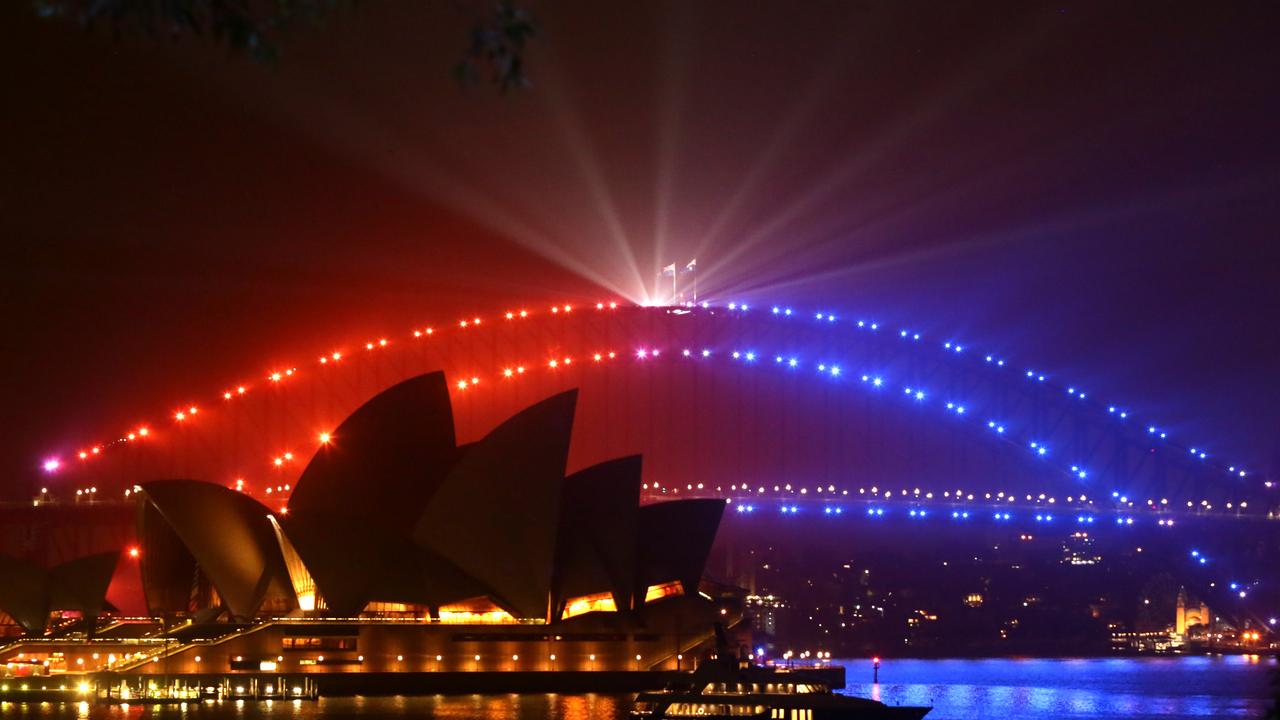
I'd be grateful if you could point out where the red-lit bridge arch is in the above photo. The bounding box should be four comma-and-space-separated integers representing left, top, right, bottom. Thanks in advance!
36, 301, 1273, 520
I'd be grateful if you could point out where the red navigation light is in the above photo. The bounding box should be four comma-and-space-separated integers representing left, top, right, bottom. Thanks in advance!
872, 657, 881, 666
128, 547, 140, 559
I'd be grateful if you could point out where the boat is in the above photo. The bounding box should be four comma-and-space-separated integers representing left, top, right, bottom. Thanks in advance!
632, 630, 929, 719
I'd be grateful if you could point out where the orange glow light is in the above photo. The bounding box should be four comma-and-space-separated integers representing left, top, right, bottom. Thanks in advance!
548, 360, 558, 368
137, 428, 148, 437
223, 391, 232, 400
457, 380, 468, 390
366, 342, 374, 350
379, 339, 387, 347
237, 386, 246, 394
318, 432, 331, 444
517, 366, 525, 373
175, 412, 186, 421
79, 451, 88, 459
92, 446, 101, 453
127, 433, 136, 440
128, 547, 140, 559
519, 310, 528, 318
593, 353, 602, 362
505, 312, 514, 320
189, 406, 198, 414
270, 372, 282, 382
503, 368, 513, 377
331, 352, 342, 361
273, 457, 284, 467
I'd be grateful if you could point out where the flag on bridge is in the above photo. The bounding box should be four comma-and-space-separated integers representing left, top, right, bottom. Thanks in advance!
662, 263, 677, 275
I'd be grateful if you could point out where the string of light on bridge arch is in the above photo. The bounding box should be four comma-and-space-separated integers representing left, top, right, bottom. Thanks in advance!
41, 299, 1270, 504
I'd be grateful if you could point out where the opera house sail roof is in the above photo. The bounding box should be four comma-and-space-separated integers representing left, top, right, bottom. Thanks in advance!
66, 371, 730, 632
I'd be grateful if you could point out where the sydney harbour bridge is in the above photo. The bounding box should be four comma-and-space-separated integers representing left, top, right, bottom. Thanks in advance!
14, 298, 1280, 636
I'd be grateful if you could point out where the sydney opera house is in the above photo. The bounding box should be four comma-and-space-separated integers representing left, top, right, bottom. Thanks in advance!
0, 373, 737, 677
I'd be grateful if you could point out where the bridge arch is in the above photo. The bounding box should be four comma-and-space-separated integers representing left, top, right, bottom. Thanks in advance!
39, 302, 1273, 518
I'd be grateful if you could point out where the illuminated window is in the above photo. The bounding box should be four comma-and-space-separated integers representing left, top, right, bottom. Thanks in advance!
281, 637, 355, 650
438, 598, 518, 624
645, 581, 684, 603
560, 592, 617, 620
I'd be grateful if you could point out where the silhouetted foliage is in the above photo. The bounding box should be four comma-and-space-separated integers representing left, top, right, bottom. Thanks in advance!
31, 0, 535, 90
455, 2, 536, 92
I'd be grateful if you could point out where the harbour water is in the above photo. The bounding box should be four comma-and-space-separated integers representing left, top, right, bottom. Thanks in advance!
2, 656, 1273, 719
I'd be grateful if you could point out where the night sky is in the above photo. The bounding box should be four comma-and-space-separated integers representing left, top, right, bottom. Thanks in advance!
3, 1, 1280, 491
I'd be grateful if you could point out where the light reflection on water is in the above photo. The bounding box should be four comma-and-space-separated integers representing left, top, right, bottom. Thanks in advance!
838, 655, 1276, 719
1, 657, 1273, 719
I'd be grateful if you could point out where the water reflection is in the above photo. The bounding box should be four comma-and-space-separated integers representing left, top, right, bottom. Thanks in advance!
0, 657, 1271, 720
840, 656, 1275, 719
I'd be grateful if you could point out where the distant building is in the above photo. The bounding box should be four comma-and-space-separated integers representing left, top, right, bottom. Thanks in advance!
1061, 531, 1101, 565
744, 594, 786, 636
1175, 587, 1211, 638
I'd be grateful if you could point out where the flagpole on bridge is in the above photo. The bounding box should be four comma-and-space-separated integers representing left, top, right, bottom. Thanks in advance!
662, 263, 677, 304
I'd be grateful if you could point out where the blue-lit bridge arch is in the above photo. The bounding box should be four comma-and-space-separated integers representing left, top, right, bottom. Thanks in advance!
40, 300, 1274, 522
